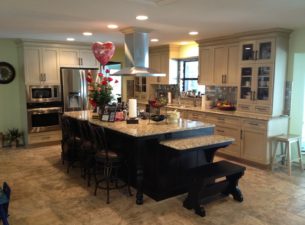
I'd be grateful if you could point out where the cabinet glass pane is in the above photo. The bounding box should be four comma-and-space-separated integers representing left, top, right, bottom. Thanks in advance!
258, 42, 272, 60
242, 44, 254, 60
240, 67, 252, 99
256, 66, 270, 100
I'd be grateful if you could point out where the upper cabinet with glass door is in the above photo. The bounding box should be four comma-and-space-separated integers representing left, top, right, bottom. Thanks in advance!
237, 29, 291, 116
240, 39, 275, 64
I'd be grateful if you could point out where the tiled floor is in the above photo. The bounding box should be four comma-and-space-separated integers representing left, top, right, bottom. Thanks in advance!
1, 145, 305, 225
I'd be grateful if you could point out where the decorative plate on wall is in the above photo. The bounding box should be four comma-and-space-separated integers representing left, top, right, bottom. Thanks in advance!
0, 62, 16, 84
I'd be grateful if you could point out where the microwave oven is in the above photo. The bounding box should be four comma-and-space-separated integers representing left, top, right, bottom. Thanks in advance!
27, 85, 61, 103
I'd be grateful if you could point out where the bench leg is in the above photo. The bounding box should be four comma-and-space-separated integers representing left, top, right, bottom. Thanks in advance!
183, 178, 210, 217
222, 172, 244, 202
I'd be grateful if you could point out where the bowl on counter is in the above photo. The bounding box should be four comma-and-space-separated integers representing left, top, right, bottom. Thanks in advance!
150, 114, 165, 122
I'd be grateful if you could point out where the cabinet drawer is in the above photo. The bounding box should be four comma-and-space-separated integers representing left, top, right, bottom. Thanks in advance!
187, 111, 205, 121
237, 104, 252, 112
243, 119, 267, 131
205, 114, 240, 126
214, 126, 240, 144
29, 130, 61, 145
254, 106, 271, 114
215, 125, 241, 157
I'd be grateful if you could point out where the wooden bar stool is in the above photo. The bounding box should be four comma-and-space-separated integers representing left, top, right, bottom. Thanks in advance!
271, 134, 303, 175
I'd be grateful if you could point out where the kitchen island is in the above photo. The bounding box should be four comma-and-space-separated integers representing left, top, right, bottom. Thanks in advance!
64, 111, 234, 204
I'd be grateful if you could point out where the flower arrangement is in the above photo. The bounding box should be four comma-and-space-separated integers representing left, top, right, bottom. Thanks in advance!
86, 69, 118, 109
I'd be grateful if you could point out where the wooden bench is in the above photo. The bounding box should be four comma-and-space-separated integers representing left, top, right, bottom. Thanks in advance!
183, 160, 246, 217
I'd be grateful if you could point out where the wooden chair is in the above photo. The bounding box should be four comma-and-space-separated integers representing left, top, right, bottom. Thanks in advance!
61, 116, 82, 173
89, 123, 132, 204
0, 182, 11, 225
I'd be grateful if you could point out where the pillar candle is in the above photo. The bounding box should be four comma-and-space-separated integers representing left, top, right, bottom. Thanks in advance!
128, 98, 137, 118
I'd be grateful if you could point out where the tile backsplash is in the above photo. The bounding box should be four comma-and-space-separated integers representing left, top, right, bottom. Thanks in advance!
205, 86, 237, 105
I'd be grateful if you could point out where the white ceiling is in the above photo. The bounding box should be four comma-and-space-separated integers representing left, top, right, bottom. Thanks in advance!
1, 0, 305, 46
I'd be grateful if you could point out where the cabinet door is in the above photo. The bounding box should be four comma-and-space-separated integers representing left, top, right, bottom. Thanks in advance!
159, 52, 170, 84
213, 46, 228, 85
240, 41, 256, 63
79, 50, 99, 68
41, 48, 60, 84
215, 125, 241, 157
59, 49, 80, 67
239, 66, 254, 103
256, 39, 274, 63
226, 45, 239, 85
241, 128, 267, 164
254, 64, 273, 106
24, 47, 42, 84
198, 47, 213, 85
148, 53, 161, 84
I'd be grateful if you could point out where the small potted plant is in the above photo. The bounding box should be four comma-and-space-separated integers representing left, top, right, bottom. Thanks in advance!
6, 128, 22, 148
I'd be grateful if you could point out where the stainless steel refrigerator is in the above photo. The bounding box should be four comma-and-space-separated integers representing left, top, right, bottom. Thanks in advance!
60, 67, 99, 112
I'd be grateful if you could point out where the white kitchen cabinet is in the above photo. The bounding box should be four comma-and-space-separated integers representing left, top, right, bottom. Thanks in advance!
59, 48, 99, 68
237, 64, 273, 114
213, 44, 239, 85
204, 113, 241, 158
240, 38, 275, 64
240, 119, 268, 164
24, 47, 60, 85
198, 47, 213, 85
134, 76, 147, 101
148, 45, 179, 85
237, 30, 290, 116
197, 42, 239, 86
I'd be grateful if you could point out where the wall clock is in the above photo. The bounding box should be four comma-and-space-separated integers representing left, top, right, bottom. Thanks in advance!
0, 62, 16, 84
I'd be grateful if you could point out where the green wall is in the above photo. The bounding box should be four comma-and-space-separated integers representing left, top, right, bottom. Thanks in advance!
287, 28, 305, 137
0, 39, 26, 135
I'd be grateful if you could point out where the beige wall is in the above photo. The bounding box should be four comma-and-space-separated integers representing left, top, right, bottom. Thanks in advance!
0, 39, 26, 135
179, 42, 199, 58
287, 28, 305, 137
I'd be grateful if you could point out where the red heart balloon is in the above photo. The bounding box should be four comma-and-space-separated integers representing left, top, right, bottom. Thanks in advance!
92, 42, 115, 66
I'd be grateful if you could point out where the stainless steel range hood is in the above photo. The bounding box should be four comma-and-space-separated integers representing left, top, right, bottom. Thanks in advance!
111, 27, 165, 77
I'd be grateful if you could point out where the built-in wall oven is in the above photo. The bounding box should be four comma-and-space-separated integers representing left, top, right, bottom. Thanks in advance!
27, 85, 62, 133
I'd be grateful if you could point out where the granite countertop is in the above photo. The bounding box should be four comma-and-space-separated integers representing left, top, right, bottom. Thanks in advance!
166, 105, 287, 121
160, 134, 234, 151
64, 111, 215, 138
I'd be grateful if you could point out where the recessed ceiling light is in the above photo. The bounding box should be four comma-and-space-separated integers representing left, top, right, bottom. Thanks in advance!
83, 32, 92, 36
151, 38, 159, 42
66, 37, 75, 41
107, 24, 118, 29
136, 15, 148, 21
180, 41, 189, 45
189, 31, 198, 36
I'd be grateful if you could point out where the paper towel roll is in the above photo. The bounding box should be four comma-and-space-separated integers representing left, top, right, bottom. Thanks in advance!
167, 92, 172, 104
128, 99, 137, 118
201, 95, 206, 110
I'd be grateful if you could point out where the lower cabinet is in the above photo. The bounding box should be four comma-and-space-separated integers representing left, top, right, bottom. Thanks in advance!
241, 121, 268, 164
28, 130, 62, 145
215, 126, 241, 158
177, 108, 289, 166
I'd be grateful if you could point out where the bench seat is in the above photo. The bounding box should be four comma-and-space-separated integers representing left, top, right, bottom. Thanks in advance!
159, 135, 234, 151
183, 160, 246, 217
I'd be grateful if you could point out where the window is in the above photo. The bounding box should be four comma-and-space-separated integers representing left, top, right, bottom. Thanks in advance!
179, 57, 204, 94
